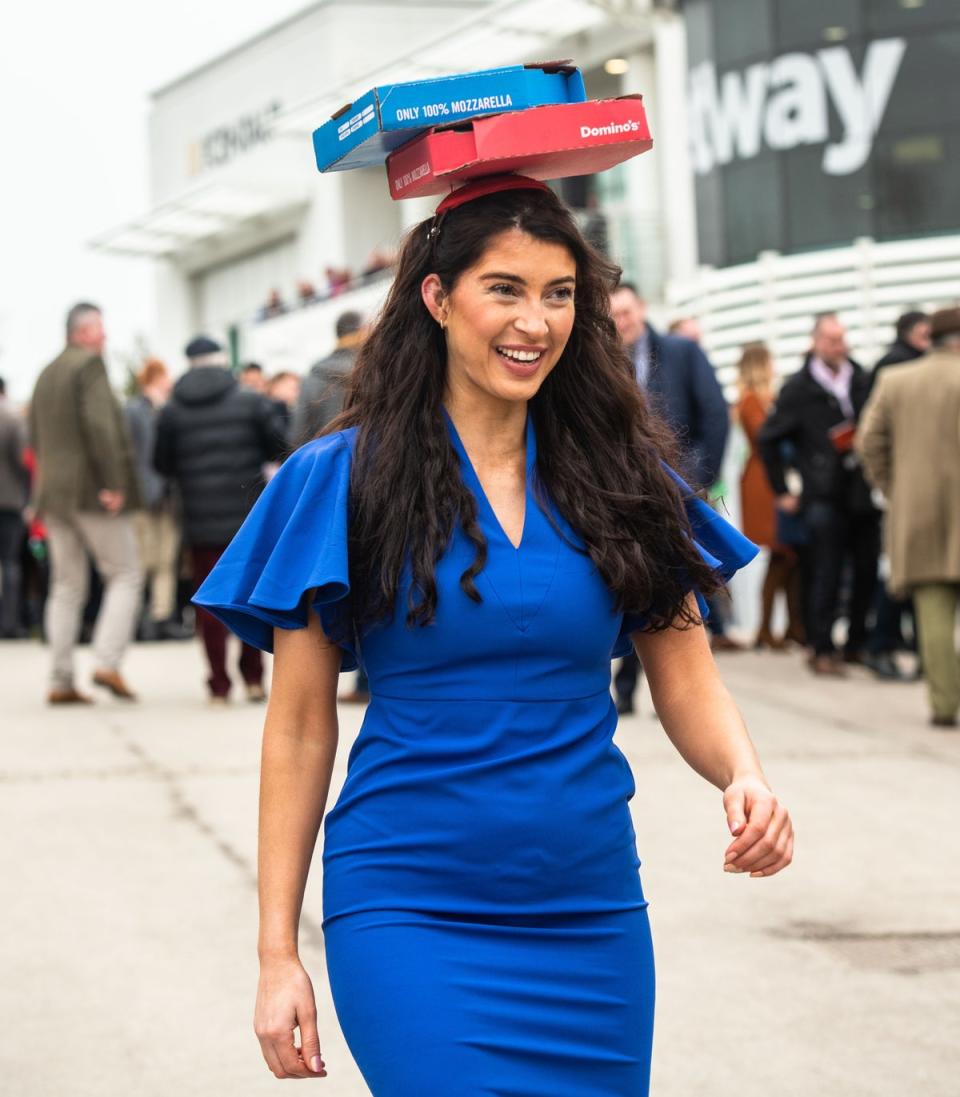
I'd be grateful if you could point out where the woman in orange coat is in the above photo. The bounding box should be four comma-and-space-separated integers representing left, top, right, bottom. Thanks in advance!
735, 344, 805, 648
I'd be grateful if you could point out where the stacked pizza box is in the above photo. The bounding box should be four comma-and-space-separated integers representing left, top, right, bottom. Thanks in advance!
312, 61, 652, 199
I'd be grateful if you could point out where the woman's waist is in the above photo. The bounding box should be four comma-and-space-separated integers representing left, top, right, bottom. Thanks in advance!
325, 727, 637, 860
321, 814, 644, 921
360, 686, 614, 710
344, 690, 623, 775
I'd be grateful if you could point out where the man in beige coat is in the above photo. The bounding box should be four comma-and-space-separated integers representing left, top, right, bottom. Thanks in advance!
857, 307, 960, 728
29, 303, 143, 703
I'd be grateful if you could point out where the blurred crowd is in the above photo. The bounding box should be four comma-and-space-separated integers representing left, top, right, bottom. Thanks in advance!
2, 294, 958, 728
255, 247, 397, 322
607, 289, 960, 729
1, 304, 368, 706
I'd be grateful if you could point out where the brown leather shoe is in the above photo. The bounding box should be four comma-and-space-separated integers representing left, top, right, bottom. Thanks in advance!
92, 669, 138, 701
338, 690, 370, 705
930, 714, 958, 729
47, 687, 94, 705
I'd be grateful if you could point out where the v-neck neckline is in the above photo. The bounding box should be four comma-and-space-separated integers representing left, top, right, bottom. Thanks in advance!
443, 407, 536, 552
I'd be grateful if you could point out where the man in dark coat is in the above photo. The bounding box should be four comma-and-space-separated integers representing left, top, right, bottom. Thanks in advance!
29, 303, 143, 703
864, 310, 931, 674
759, 313, 880, 675
155, 336, 286, 702
289, 310, 366, 447
609, 283, 728, 488
608, 283, 732, 712
870, 310, 931, 391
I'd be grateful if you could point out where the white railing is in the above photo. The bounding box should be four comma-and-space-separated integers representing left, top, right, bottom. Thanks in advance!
667, 235, 960, 394
241, 278, 392, 374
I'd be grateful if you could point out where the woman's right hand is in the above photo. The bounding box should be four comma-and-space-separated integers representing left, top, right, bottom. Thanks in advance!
254, 955, 327, 1079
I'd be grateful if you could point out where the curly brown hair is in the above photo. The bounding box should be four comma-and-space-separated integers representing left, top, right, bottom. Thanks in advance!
328, 186, 722, 635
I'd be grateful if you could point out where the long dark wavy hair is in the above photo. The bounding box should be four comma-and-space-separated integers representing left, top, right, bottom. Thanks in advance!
328, 186, 723, 635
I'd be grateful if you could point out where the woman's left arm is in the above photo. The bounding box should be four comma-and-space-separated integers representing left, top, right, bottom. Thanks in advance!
632, 595, 794, 878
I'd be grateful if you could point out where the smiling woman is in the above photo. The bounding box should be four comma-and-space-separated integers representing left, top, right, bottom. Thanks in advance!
193, 175, 792, 1095
426, 232, 575, 390
338, 180, 727, 634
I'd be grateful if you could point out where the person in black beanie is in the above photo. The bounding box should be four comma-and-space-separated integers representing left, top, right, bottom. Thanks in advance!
155, 336, 286, 703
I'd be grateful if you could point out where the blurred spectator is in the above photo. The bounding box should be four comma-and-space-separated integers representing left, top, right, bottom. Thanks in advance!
668, 316, 703, 344
734, 345, 804, 649
0, 376, 29, 638
261, 289, 287, 319
582, 193, 610, 258
610, 283, 736, 654
857, 307, 960, 728
268, 371, 301, 412
609, 284, 727, 488
125, 358, 189, 642
861, 309, 932, 677
239, 361, 267, 395
267, 370, 302, 443
870, 310, 931, 392
609, 283, 732, 711
20, 445, 50, 635
155, 336, 286, 703
759, 313, 880, 676
29, 303, 143, 703
325, 266, 352, 296
290, 310, 366, 447
290, 310, 370, 705
296, 279, 318, 305
361, 247, 397, 279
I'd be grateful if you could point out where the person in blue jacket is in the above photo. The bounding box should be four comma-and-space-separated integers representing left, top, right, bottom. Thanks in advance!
610, 284, 736, 711
609, 282, 729, 488
194, 176, 793, 1094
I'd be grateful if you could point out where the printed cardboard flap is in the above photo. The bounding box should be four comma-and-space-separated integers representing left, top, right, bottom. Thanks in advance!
313, 61, 587, 173
386, 96, 652, 200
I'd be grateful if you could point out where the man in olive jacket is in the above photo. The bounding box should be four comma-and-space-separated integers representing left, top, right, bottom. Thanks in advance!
29, 303, 143, 703
857, 307, 960, 728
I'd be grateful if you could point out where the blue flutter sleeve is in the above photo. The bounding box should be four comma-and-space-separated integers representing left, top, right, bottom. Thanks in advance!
192, 432, 358, 668
613, 466, 758, 656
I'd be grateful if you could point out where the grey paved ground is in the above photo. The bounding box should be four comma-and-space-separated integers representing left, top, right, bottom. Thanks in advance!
1, 636, 958, 1096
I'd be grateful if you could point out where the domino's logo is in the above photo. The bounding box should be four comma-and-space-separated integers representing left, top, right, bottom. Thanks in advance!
337, 104, 376, 142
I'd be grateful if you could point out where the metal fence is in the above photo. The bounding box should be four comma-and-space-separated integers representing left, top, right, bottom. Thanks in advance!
667, 234, 960, 394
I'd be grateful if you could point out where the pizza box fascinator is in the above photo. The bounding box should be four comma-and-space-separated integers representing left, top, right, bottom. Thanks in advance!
312, 60, 653, 213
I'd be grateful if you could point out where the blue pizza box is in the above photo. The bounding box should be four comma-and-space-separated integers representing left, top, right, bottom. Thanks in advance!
313, 61, 587, 172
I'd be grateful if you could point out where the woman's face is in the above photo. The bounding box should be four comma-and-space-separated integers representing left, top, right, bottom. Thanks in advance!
423, 228, 577, 406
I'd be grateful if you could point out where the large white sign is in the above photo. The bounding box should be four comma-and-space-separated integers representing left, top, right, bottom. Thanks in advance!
187, 101, 284, 176
688, 38, 906, 176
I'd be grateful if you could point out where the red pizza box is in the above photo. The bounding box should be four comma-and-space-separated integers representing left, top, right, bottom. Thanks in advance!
386, 97, 652, 200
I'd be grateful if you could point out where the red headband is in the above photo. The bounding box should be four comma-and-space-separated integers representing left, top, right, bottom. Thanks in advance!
434, 174, 551, 215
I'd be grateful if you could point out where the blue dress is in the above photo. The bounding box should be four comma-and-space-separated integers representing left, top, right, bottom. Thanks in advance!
194, 414, 756, 1096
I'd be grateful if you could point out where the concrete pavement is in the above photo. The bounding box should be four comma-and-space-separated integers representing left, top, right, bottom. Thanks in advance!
1, 636, 957, 1096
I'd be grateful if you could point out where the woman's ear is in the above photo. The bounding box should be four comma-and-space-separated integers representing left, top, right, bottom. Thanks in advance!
421, 274, 447, 329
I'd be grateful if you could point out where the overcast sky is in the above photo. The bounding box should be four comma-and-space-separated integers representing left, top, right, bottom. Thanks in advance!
0, 0, 311, 401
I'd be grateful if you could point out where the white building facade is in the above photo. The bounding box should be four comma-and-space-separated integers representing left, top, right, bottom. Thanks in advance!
95, 0, 960, 384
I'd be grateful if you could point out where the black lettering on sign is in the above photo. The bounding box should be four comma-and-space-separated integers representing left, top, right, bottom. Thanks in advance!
191, 101, 283, 174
